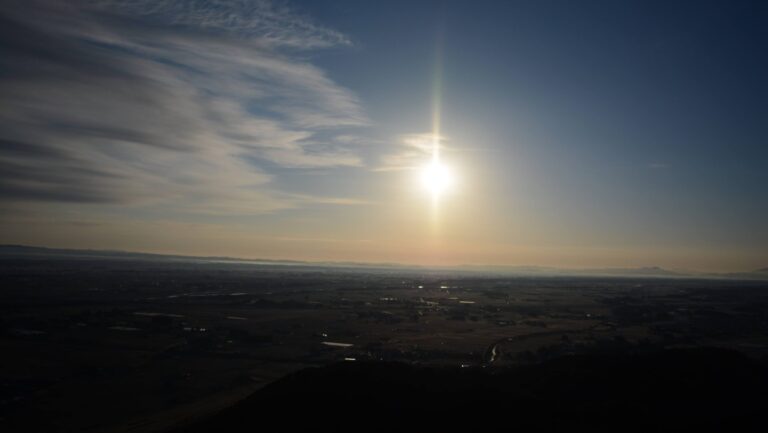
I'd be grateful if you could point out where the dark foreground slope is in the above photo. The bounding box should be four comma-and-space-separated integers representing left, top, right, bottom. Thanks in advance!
181, 348, 767, 432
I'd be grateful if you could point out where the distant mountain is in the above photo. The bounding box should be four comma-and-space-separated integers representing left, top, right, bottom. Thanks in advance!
1, 244, 766, 280
0, 244, 305, 265
717, 267, 768, 281
571, 265, 682, 277
458, 264, 684, 278
180, 348, 767, 433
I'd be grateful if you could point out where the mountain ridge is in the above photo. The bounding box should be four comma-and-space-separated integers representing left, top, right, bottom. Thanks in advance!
0, 244, 764, 280
179, 348, 768, 433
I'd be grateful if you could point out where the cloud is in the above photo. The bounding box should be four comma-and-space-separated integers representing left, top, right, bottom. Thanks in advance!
0, 0, 368, 215
86, 0, 352, 49
375, 133, 446, 171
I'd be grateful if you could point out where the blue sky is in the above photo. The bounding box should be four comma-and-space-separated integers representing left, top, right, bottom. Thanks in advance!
0, 0, 766, 271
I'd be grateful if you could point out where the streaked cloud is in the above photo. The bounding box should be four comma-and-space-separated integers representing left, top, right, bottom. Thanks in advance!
87, 0, 352, 49
0, 0, 367, 214
376, 133, 447, 171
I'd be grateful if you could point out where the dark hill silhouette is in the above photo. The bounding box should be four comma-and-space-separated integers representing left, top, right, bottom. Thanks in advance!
180, 348, 767, 432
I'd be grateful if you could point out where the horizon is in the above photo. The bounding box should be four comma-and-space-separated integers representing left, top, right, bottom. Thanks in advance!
3, 243, 765, 278
1, 1, 767, 272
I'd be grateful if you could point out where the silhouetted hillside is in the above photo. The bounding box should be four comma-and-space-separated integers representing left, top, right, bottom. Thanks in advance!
181, 348, 767, 432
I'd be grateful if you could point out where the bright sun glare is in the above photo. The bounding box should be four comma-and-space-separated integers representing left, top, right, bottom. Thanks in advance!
421, 159, 454, 197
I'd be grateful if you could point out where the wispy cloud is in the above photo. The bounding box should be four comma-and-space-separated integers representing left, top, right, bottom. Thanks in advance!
86, 0, 352, 49
375, 133, 446, 171
0, 0, 368, 215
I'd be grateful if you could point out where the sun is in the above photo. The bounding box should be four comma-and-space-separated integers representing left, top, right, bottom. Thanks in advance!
420, 159, 454, 197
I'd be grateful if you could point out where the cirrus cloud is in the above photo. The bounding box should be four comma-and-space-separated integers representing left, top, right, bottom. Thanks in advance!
0, 0, 368, 215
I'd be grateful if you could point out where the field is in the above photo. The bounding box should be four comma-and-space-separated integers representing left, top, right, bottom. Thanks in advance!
2, 254, 768, 432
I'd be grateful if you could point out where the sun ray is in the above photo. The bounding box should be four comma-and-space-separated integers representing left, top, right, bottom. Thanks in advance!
421, 37, 452, 232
